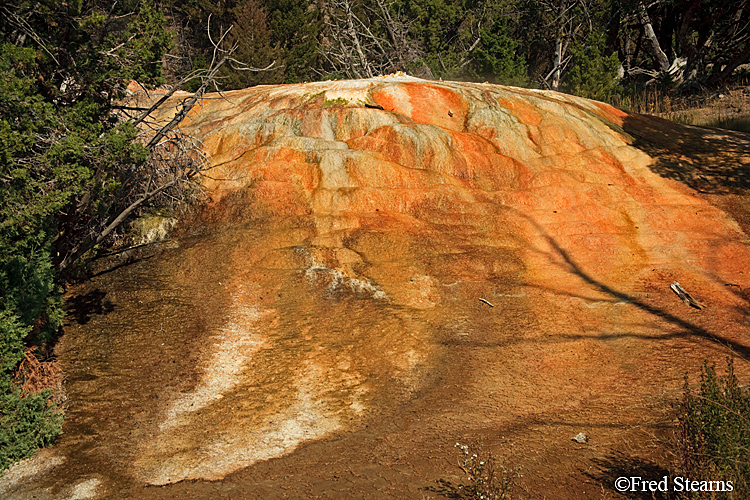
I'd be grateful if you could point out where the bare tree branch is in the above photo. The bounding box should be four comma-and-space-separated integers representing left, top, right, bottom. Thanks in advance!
57, 18, 273, 273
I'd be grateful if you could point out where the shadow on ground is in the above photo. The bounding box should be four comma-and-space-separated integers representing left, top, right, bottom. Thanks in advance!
587, 452, 675, 499
622, 114, 750, 195
424, 479, 466, 499
65, 288, 114, 325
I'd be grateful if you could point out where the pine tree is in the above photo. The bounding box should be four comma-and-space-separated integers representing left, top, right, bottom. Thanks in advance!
473, 17, 528, 86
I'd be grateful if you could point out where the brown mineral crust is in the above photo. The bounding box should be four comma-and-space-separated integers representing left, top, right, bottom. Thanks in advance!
5, 76, 750, 499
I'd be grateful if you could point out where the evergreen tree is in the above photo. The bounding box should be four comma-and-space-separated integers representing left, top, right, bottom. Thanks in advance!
0, 0, 174, 470
473, 17, 528, 86
565, 29, 621, 101
399, 0, 478, 79
267, 0, 323, 83
221, 0, 282, 88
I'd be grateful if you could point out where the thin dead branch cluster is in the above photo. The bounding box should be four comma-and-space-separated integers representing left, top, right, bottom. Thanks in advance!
58, 20, 275, 272
538, 0, 595, 90
320, 0, 421, 78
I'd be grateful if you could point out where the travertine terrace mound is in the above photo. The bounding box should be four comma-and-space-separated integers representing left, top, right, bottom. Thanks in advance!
5, 76, 750, 499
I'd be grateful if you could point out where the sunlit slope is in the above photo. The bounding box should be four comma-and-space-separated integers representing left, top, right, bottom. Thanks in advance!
121, 76, 750, 483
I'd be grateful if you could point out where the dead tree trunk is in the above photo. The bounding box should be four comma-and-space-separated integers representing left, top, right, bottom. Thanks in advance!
637, 1, 670, 71
345, 0, 374, 78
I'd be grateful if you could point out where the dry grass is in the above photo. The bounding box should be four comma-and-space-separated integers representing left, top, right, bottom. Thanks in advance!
612, 85, 750, 134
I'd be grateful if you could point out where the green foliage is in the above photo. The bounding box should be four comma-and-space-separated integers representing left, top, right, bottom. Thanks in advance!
676, 359, 750, 495
0, 0, 175, 470
166, 0, 322, 87
163, 0, 747, 92
565, 30, 621, 102
220, 0, 282, 89
400, 0, 478, 79
323, 97, 349, 107
473, 17, 528, 86
0, 310, 63, 472
0, 313, 29, 379
513, 0, 562, 84
119, 4, 175, 85
0, 310, 62, 470
267, 0, 322, 83
566, 31, 620, 101
0, 42, 72, 341
0, 43, 67, 473
0, 387, 63, 471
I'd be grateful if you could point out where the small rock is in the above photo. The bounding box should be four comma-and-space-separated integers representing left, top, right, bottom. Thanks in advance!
572, 432, 589, 444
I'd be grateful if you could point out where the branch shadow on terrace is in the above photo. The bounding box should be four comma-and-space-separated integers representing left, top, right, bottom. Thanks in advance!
511, 205, 749, 496
516, 209, 750, 362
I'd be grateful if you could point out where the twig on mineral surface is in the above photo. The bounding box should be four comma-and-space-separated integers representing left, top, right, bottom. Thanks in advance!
670, 281, 704, 309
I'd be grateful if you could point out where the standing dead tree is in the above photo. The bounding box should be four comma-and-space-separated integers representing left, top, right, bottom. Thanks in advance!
539, 0, 593, 91
611, 0, 749, 88
613, 1, 685, 84
320, 0, 420, 78
322, 0, 390, 78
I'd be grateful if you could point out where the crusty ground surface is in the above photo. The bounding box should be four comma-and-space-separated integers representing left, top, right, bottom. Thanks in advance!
3, 78, 750, 499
